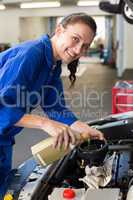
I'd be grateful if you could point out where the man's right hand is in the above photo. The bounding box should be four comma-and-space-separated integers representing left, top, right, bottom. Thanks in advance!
41, 119, 79, 150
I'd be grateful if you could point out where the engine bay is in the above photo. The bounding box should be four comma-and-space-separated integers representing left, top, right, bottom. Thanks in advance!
4, 111, 133, 200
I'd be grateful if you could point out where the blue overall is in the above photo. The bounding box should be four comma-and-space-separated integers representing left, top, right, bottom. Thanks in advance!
0, 34, 77, 196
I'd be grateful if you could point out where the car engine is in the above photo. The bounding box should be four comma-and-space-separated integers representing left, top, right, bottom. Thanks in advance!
4, 111, 133, 200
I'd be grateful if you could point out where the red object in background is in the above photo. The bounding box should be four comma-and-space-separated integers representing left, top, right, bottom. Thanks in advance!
112, 81, 133, 114
63, 188, 76, 199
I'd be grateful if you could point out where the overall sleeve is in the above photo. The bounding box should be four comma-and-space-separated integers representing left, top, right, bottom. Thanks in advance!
41, 71, 78, 126
0, 49, 40, 136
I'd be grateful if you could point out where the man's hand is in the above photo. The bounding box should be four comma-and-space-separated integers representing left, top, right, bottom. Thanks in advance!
41, 119, 78, 150
86, 127, 104, 140
70, 120, 104, 141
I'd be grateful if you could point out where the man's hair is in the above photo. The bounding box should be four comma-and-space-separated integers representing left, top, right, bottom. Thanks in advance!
67, 59, 79, 88
60, 12, 97, 36
60, 13, 97, 88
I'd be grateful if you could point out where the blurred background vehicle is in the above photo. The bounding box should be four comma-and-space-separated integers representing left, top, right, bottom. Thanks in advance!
99, 0, 133, 24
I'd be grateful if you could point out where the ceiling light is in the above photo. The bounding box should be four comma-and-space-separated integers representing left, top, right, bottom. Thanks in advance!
20, 1, 61, 9
0, 4, 6, 10
77, 1, 99, 7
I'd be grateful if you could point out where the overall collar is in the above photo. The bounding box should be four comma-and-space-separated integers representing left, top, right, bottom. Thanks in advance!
39, 34, 62, 71
39, 34, 55, 69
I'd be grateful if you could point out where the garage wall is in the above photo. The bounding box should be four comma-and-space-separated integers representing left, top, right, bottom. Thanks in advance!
19, 17, 48, 42
124, 22, 133, 69
0, 6, 107, 44
0, 12, 19, 44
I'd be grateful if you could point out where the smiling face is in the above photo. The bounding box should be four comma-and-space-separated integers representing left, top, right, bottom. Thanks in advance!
52, 22, 95, 64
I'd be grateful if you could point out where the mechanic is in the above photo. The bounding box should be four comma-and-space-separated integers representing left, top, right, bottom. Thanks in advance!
0, 12, 104, 194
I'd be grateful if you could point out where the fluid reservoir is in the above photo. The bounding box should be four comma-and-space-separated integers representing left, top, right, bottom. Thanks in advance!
48, 187, 85, 200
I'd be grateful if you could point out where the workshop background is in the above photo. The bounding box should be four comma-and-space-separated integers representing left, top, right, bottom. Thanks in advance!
0, 0, 133, 168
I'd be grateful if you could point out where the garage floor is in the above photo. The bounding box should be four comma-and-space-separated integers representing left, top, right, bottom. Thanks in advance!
12, 58, 133, 168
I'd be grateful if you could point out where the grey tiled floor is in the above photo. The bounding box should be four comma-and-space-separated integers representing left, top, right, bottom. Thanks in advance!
12, 60, 133, 168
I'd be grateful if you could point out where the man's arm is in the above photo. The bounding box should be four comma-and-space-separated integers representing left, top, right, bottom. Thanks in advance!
0, 47, 42, 135
41, 75, 78, 126
15, 114, 77, 149
15, 114, 46, 130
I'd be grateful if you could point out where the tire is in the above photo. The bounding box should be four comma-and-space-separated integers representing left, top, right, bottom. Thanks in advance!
121, 1, 133, 24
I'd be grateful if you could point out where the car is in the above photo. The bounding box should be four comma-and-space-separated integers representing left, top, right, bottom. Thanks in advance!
2, 111, 133, 200
99, 0, 133, 24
